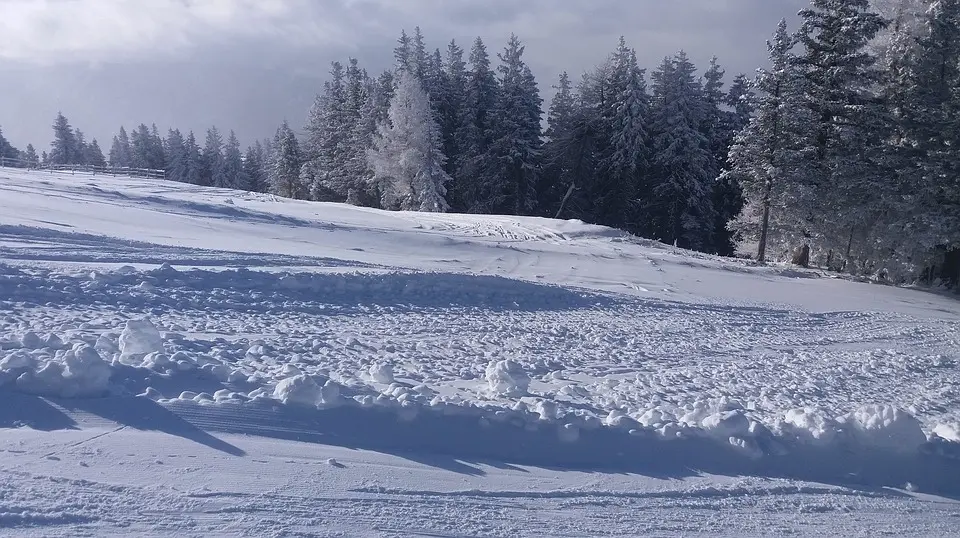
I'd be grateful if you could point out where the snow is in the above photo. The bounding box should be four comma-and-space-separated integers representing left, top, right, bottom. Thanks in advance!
1, 167, 960, 535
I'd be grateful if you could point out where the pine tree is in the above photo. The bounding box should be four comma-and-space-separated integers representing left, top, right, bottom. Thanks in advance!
0, 126, 19, 160
891, 0, 960, 274
73, 129, 88, 164
183, 131, 203, 185
454, 37, 500, 212
412, 27, 429, 80
222, 131, 245, 190
23, 144, 40, 167
242, 141, 267, 192
270, 121, 306, 199
541, 71, 580, 216
647, 52, 716, 250
368, 70, 451, 212
726, 19, 811, 262
599, 39, 649, 231
109, 127, 133, 168
85, 139, 106, 167
793, 0, 888, 271
49, 112, 77, 165
164, 129, 188, 182
301, 61, 352, 200
202, 127, 226, 187
487, 34, 543, 215
130, 124, 154, 169
394, 29, 413, 74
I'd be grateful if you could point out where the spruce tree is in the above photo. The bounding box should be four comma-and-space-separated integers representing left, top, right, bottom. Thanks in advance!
792, 0, 887, 270
23, 144, 40, 167
202, 127, 226, 187
454, 37, 500, 213
222, 131, 245, 189
85, 139, 106, 167
488, 34, 543, 216
109, 127, 133, 168
270, 121, 306, 199
164, 129, 188, 183
647, 52, 716, 249
726, 19, 810, 262
183, 131, 203, 185
49, 112, 76, 165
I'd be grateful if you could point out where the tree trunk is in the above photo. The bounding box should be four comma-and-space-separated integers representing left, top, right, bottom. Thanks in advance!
554, 182, 576, 220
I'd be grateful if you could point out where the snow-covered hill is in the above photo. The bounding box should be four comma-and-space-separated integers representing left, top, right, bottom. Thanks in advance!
2, 167, 959, 536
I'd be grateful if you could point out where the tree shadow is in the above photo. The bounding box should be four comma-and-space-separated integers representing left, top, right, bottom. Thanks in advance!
52, 396, 245, 457
0, 391, 78, 431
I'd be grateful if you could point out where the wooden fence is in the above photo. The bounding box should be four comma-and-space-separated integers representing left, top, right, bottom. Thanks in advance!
0, 156, 165, 179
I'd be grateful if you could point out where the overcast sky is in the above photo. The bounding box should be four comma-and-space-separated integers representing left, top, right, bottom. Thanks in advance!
0, 0, 807, 153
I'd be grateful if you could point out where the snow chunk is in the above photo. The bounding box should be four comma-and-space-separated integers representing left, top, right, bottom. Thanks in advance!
368, 362, 395, 384
485, 360, 530, 397
274, 375, 342, 407
782, 407, 839, 446
20, 331, 42, 350
846, 404, 927, 453
933, 423, 960, 442
119, 319, 164, 363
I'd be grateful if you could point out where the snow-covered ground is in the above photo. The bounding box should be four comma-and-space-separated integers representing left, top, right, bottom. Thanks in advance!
2, 167, 959, 536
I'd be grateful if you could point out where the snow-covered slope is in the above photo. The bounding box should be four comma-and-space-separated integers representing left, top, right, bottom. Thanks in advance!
2, 167, 959, 536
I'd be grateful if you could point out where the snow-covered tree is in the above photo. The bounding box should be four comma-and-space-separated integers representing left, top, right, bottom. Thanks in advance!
726, 19, 811, 262
270, 121, 306, 199
222, 131, 245, 189
301, 61, 354, 200
0, 126, 20, 160
453, 37, 500, 213
164, 129, 187, 182
22, 143, 40, 167
368, 70, 451, 212
646, 52, 716, 250
183, 131, 203, 185
49, 112, 77, 165
242, 141, 268, 193
487, 34, 543, 216
109, 127, 133, 168
792, 0, 888, 271
85, 139, 106, 167
202, 127, 225, 187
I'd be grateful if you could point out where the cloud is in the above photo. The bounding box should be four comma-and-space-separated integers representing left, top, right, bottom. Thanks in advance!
0, 0, 364, 63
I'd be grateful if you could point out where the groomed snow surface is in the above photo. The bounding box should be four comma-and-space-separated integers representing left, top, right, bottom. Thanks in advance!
2, 167, 960, 536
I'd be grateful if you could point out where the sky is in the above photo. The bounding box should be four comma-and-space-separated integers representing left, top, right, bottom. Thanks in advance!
0, 0, 808, 153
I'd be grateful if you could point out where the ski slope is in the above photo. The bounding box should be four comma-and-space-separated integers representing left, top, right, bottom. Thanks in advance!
1, 167, 960, 536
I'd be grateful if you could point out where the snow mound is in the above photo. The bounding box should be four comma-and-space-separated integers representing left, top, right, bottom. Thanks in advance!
1, 343, 112, 397
118, 319, 164, 364
845, 404, 927, 453
485, 360, 530, 397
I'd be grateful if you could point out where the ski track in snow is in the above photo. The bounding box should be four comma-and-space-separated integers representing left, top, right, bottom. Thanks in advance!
2, 168, 960, 536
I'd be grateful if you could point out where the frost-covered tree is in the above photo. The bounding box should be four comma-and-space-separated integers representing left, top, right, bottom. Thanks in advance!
368, 70, 451, 212
270, 121, 306, 199
646, 52, 716, 249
